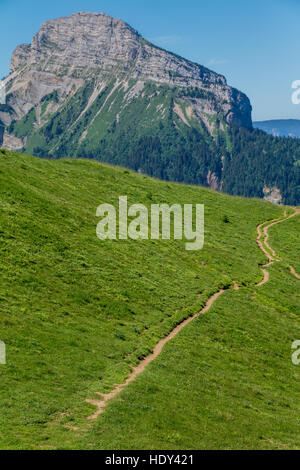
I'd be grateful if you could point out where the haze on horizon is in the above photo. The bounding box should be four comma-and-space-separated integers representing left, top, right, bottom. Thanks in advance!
1, 0, 300, 121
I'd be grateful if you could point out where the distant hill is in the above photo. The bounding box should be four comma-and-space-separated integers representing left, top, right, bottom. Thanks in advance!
254, 119, 300, 138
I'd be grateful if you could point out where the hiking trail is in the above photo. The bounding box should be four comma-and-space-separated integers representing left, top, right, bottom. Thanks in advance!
256, 207, 300, 285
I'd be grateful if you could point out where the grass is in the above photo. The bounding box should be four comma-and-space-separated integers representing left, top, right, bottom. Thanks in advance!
268, 214, 300, 274
0, 148, 293, 450
81, 265, 300, 450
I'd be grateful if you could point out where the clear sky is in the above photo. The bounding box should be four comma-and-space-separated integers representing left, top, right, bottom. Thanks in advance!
1, 0, 300, 121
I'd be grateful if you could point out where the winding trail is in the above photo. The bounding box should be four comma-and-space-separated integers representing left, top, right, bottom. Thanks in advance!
256, 207, 300, 286
85, 207, 300, 420
290, 265, 300, 279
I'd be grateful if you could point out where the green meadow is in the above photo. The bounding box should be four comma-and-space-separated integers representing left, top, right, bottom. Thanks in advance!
81, 265, 300, 450
0, 149, 298, 450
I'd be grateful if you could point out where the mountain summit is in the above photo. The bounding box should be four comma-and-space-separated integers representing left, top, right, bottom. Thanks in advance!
5, 12, 252, 129
0, 12, 299, 204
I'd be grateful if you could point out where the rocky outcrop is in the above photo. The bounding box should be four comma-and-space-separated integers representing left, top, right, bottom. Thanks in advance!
4, 12, 252, 130
263, 186, 283, 205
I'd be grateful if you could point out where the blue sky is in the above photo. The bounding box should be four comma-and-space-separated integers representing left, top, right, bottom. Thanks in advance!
1, 0, 300, 121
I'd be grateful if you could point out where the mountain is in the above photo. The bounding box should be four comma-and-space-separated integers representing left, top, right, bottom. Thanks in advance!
2, 13, 252, 129
254, 119, 300, 138
0, 12, 300, 204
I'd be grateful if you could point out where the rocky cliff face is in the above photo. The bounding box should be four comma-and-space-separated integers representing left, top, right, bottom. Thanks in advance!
2, 12, 252, 138
1, 13, 299, 205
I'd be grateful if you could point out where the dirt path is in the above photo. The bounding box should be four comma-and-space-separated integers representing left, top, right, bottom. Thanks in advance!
85, 207, 300, 420
86, 289, 225, 420
289, 265, 300, 279
256, 208, 300, 285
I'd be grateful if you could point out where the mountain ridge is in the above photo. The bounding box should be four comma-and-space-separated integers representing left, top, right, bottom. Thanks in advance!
0, 12, 299, 205
3, 11, 252, 130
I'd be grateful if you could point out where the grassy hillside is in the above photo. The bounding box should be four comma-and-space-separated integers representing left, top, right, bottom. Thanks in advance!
80, 266, 300, 450
5, 77, 300, 204
0, 149, 297, 450
254, 119, 300, 138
